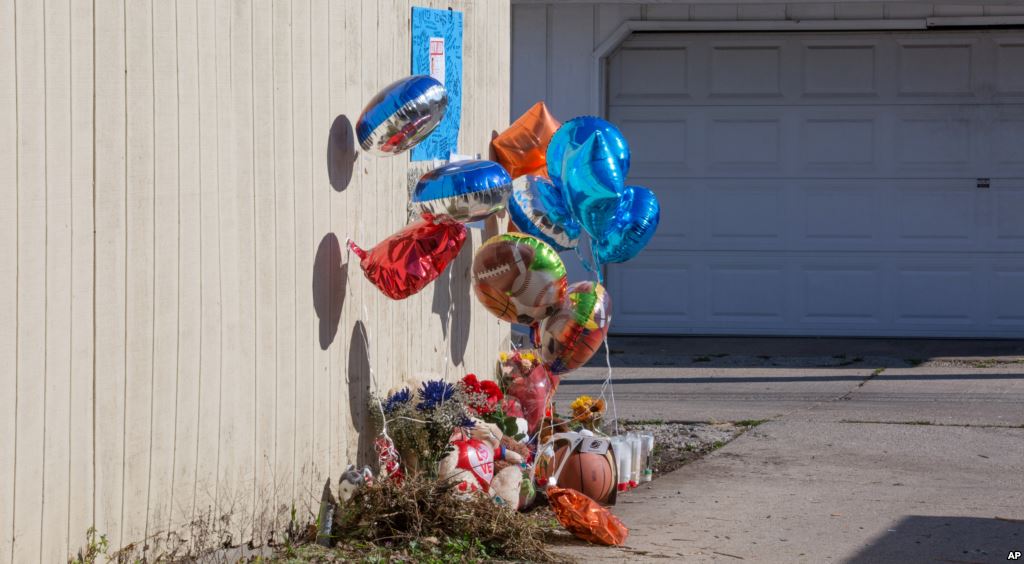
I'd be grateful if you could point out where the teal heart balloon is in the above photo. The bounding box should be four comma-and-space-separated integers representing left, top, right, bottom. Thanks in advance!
593, 186, 660, 264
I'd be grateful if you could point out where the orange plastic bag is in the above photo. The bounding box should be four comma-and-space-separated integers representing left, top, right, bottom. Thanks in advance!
490, 101, 561, 178
548, 486, 629, 546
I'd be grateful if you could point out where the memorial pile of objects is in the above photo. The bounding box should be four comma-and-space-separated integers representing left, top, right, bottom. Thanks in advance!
339, 74, 661, 552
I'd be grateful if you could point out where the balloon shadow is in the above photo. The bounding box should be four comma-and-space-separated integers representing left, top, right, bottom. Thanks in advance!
431, 248, 472, 369
327, 114, 358, 192
347, 320, 375, 467
312, 233, 348, 350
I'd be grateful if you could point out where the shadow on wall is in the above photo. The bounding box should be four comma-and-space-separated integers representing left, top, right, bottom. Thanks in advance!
348, 320, 375, 467
431, 253, 472, 369
430, 214, 504, 369
328, 114, 358, 192
844, 515, 1022, 563
312, 233, 348, 350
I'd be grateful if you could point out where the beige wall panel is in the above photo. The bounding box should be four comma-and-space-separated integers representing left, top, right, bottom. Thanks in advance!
0, 0, 15, 557
68, 0, 96, 554
42, 0, 73, 559
170, 0, 203, 548
251, 0, 278, 545
148, 0, 182, 551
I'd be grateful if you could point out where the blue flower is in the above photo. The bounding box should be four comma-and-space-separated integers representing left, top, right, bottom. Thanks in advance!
416, 380, 456, 411
383, 388, 411, 414
458, 414, 476, 428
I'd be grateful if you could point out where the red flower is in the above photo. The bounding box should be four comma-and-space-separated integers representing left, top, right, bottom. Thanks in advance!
461, 373, 504, 415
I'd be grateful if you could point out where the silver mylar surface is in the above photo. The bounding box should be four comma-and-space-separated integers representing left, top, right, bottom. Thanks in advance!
358, 78, 448, 156
416, 187, 511, 223
412, 160, 513, 223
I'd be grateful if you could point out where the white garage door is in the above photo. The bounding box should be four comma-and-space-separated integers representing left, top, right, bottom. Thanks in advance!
606, 30, 1024, 337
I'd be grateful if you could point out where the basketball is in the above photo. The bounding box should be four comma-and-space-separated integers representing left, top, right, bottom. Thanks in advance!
472, 233, 568, 325
550, 443, 615, 504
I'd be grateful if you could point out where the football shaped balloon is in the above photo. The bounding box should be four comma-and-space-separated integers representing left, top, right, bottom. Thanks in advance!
356, 75, 448, 156
412, 160, 513, 223
507, 175, 581, 252
472, 233, 567, 325
347, 214, 466, 300
540, 281, 612, 375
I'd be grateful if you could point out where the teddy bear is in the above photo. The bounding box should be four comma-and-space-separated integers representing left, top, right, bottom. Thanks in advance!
438, 419, 528, 507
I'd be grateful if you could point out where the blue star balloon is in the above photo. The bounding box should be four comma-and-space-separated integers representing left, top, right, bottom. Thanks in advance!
559, 131, 626, 240
546, 116, 630, 188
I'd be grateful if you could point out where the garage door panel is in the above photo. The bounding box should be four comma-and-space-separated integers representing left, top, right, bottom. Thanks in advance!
614, 114, 692, 177
801, 183, 880, 243
707, 116, 784, 172
994, 40, 1024, 96
709, 265, 787, 321
896, 186, 976, 242
608, 29, 1024, 337
995, 188, 1024, 241
609, 47, 690, 104
800, 265, 884, 324
802, 43, 879, 97
634, 177, 697, 251
992, 118, 1024, 167
800, 117, 877, 171
709, 184, 785, 242
991, 267, 1024, 325
893, 266, 978, 324
608, 252, 698, 329
709, 43, 784, 98
897, 40, 977, 97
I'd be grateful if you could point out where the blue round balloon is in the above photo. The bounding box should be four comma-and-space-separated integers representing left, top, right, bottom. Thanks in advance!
356, 75, 447, 156
546, 116, 630, 186
592, 186, 660, 264
412, 160, 513, 223
507, 176, 581, 251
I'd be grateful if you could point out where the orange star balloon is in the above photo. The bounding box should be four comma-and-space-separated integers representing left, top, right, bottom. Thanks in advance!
491, 101, 561, 178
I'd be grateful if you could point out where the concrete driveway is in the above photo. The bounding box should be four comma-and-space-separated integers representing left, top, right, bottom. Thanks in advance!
552, 337, 1024, 563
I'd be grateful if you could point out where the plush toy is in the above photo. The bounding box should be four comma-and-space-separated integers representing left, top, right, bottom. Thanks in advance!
338, 464, 374, 501
438, 420, 527, 506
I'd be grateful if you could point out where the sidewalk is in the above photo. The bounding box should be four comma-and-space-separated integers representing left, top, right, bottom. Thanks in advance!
552, 337, 1024, 563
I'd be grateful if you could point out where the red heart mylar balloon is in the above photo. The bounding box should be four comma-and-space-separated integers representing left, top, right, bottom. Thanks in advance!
347, 214, 467, 300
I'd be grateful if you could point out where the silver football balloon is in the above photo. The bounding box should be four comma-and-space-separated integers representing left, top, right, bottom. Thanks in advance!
412, 160, 513, 223
356, 75, 448, 156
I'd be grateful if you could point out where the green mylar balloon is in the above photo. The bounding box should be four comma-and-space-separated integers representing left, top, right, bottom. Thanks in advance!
471, 232, 568, 325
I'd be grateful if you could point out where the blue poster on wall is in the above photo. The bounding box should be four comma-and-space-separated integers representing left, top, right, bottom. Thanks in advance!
411, 7, 463, 162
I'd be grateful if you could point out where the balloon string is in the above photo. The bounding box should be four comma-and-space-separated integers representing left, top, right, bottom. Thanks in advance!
578, 233, 616, 436
345, 242, 400, 467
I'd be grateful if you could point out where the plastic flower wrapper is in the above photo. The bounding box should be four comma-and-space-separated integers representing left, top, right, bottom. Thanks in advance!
497, 350, 556, 436
370, 379, 475, 479
548, 486, 628, 546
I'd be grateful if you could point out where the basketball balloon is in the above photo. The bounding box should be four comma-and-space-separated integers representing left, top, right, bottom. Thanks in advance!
540, 281, 611, 375
472, 233, 567, 325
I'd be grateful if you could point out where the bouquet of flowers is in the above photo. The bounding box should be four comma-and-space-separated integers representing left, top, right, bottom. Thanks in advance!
497, 350, 556, 436
371, 379, 475, 478
570, 394, 606, 432
460, 373, 524, 441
